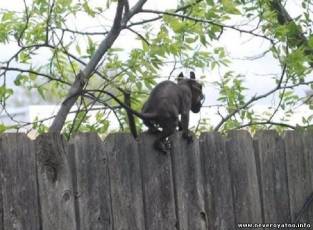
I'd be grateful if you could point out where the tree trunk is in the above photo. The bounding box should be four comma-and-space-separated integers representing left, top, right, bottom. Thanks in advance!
49, 0, 147, 133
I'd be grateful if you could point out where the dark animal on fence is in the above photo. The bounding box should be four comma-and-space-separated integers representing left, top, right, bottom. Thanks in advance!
140, 71, 205, 153
110, 72, 205, 153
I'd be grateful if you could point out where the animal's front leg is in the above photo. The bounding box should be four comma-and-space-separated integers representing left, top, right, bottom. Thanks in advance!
181, 112, 193, 143
178, 120, 183, 131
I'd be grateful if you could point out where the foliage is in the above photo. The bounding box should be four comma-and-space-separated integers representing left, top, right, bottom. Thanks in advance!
1, 0, 313, 136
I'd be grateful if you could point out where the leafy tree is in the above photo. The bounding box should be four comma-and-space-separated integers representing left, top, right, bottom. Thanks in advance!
1, 0, 313, 137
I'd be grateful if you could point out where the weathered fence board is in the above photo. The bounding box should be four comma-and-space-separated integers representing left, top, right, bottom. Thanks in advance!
138, 133, 176, 230
35, 134, 77, 230
254, 131, 290, 224
69, 133, 112, 230
254, 130, 290, 224
199, 132, 235, 230
105, 133, 144, 230
284, 131, 313, 222
226, 130, 262, 224
0, 134, 40, 230
171, 133, 206, 230
0, 171, 2, 230
1, 131, 313, 229
302, 132, 313, 221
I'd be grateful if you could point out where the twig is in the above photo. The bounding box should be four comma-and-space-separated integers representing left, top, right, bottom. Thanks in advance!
214, 63, 287, 131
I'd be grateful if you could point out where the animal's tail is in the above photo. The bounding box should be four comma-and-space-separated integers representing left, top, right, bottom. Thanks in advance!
102, 90, 156, 120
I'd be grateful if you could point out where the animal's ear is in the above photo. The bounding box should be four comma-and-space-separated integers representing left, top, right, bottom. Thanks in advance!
177, 72, 184, 82
190, 71, 196, 80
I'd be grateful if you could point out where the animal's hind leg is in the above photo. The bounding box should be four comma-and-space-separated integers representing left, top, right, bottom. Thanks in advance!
154, 119, 177, 154
143, 119, 160, 134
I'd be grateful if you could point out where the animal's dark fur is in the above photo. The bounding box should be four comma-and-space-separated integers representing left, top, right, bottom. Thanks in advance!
141, 71, 204, 153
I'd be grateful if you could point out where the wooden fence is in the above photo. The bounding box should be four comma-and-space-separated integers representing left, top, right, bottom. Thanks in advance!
0, 130, 313, 229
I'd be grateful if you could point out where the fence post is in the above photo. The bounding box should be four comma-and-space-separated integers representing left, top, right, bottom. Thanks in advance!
171, 132, 206, 230
35, 133, 77, 230
226, 130, 262, 224
138, 132, 177, 230
199, 132, 235, 229
254, 130, 290, 224
0, 134, 40, 230
284, 131, 313, 222
104, 133, 145, 230
0, 173, 2, 230
69, 133, 113, 230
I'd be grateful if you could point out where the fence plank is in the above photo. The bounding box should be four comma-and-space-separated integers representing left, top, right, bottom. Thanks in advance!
302, 132, 313, 222
104, 133, 145, 230
0, 134, 40, 230
171, 132, 206, 230
254, 130, 290, 224
69, 133, 112, 230
35, 133, 77, 230
139, 133, 176, 230
284, 131, 313, 222
226, 130, 262, 224
0, 181, 2, 230
199, 132, 235, 229
0, 153, 2, 230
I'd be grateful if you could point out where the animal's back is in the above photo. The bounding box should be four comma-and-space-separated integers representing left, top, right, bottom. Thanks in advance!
142, 80, 182, 118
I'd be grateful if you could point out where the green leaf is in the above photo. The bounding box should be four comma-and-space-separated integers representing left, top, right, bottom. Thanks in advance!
2, 12, 14, 21
86, 36, 96, 56
37, 87, 46, 99
221, 0, 241, 14
14, 74, 26, 86
19, 51, 31, 63
0, 124, 7, 133
206, 0, 214, 5
76, 44, 81, 55
308, 36, 313, 49
0, 86, 13, 100
82, 1, 96, 17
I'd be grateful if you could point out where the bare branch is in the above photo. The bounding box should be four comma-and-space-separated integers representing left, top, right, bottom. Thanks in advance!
51, 26, 108, 36
0, 66, 71, 85
214, 64, 287, 131
126, 27, 150, 45
17, 0, 30, 46
46, 0, 56, 43
127, 0, 203, 28
140, 9, 273, 42
237, 121, 296, 130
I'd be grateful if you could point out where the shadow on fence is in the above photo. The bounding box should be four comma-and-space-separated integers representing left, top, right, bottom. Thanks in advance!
0, 130, 313, 229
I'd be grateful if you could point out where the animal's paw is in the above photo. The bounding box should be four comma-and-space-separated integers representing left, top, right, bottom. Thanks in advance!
178, 121, 183, 131
154, 140, 169, 154
148, 126, 161, 134
182, 131, 194, 143
164, 139, 172, 150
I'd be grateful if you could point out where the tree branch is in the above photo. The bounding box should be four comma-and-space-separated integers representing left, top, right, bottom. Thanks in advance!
141, 9, 273, 42
49, 0, 134, 132
214, 64, 287, 131
0, 66, 71, 85
269, 0, 313, 58
237, 121, 296, 130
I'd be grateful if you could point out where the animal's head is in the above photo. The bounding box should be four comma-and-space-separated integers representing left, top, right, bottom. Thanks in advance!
177, 71, 205, 113
188, 71, 205, 113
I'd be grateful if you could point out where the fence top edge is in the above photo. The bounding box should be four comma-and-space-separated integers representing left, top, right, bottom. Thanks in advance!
69, 132, 102, 142
0, 132, 31, 142
1, 129, 312, 142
